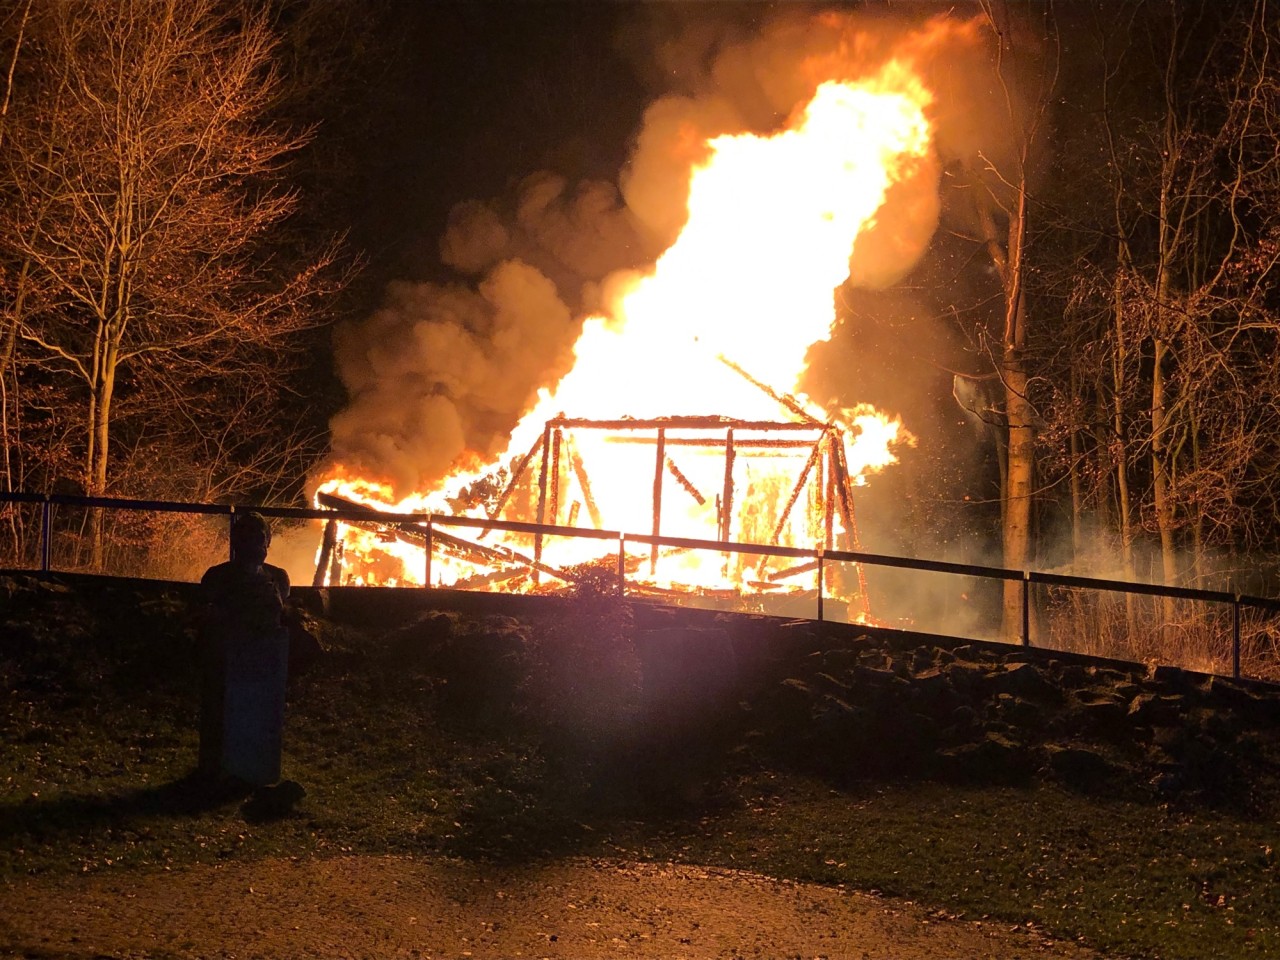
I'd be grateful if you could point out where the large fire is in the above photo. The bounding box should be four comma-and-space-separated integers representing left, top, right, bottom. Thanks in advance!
316, 57, 935, 612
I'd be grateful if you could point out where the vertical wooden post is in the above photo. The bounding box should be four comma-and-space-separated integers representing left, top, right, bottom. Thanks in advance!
1232, 597, 1242, 679
40, 496, 51, 572
720, 429, 735, 541
817, 550, 825, 622
720, 428, 736, 579
651, 428, 665, 575
533, 425, 551, 583
1021, 572, 1031, 646
832, 434, 871, 621
481, 431, 545, 538
424, 517, 433, 588
770, 438, 824, 546
813, 439, 825, 548
549, 429, 562, 526
823, 435, 835, 551
312, 518, 337, 587
328, 537, 343, 586
568, 438, 603, 529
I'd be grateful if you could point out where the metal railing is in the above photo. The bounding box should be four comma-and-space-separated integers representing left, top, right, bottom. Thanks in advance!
3, 491, 1279, 681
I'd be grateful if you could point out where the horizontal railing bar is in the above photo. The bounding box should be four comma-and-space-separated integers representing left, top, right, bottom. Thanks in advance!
0, 493, 233, 516
0, 491, 53, 505
1027, 569, 1243, 605
624, 532, 814, 560
606, 437, 818, 449
242, 505, 346, 521
430, 514, 621, 541
5, 490, 1280, 613
825, 547, 1026, 583
548, 416, 823, 431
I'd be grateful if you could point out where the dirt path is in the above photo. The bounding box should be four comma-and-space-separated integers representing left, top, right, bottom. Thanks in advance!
0, 856, 1100, 959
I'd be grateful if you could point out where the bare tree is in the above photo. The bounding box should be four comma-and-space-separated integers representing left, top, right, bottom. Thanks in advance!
1096, 0, 1280, 589
0, 0, 346, 565
947, 1, 1060, 639
1028, 0, 1280, 624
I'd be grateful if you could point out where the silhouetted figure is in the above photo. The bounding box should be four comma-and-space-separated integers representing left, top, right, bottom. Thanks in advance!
199, 512, 290, 788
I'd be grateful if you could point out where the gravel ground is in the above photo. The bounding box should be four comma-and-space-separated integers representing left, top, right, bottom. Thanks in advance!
0, 855, 1102, 959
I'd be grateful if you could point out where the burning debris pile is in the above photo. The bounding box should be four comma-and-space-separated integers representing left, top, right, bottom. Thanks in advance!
317, 360, 881, 611
315, 14, 989, 613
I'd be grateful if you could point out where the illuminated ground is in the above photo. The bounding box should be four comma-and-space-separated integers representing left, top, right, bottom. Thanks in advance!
0, 855, 1098, 959
2, 572, 1277, 959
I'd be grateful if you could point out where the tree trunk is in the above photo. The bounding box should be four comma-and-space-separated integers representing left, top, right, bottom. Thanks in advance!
1150, 336, 1179, 598
1110, 275, 1137, 636
981, 171, 1034, 644
1001, 292, 1033, 642
1068, 374, 1082, 563
86, 343, 117, 571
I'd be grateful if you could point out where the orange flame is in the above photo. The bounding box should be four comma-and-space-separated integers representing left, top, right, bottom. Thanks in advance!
318, 57, 933, 599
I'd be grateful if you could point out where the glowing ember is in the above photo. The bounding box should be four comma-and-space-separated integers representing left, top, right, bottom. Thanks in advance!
317, 56, 934, 603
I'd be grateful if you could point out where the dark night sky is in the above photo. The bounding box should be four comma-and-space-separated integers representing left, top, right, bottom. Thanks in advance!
351, 2, 655, 281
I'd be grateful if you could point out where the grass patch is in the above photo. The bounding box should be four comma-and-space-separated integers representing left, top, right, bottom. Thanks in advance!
627, 773, 1279, 959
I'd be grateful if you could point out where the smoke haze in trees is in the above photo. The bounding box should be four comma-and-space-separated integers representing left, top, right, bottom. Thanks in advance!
327, 3, 1027, 504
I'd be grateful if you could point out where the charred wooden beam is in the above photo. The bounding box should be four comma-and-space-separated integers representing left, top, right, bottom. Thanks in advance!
534, 424, 552, 581
606, 436, 818, 449
651, 428, 665, 574
665, 456, 705, 506
316, 495, 463, 562
549, 415, 815, 431
716, 355, 824, 426
831, 435, 862, 548
451, 567, 531, 590
549, 428, 562, 526
624, 581, 758, 602
719, 428, 736, 544
766, 559, 821, 582
831, 436, 872, 620
768, 438, 825, 546
313, 518, 338, 587
566, 436, 603, 529
824, 435, 836, 551
315, 492, 421, 529
329, 540, 344, 586
316, 489, 577, 587
435, 526, 576, 586
482, 431, 545, 538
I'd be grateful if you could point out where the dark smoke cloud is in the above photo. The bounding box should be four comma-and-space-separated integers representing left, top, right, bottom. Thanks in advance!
329, 261, 576, 494
441, 173, 652, 283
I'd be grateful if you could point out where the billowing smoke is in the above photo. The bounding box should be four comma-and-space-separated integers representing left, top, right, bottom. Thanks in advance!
329, 261, 578, 493
327, 5, 1016, 500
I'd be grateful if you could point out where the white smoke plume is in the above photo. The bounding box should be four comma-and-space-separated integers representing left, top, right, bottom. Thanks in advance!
327, 6, 1008, 499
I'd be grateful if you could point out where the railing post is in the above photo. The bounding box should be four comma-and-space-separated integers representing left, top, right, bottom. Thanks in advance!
40, 496, 51, 572
816, 549, 825, 622
1021, 571, 1031, 647
1233, 597, 1242, 680
616, 533, 626, 597
424, 516, 433, 588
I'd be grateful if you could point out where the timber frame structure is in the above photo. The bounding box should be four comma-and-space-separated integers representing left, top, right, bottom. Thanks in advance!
316, 412, 871, 618
314, 357, 871, 615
